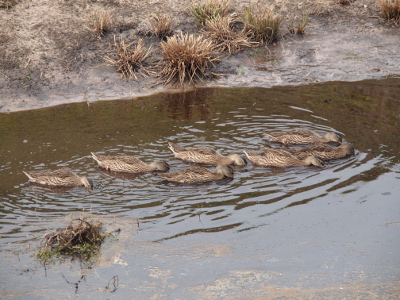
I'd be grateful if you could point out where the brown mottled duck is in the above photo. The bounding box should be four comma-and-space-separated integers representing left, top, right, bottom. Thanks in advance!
286, 143, 354, 160
23, 168, 93, 191
91, 152, 170, 173
157, 164, 234, 184
168, 142, 246, 165
264, 129, 342, 145
243, 148, 324, 168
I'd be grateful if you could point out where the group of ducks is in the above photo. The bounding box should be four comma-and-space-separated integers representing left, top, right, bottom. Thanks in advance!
23, 129, 355, 191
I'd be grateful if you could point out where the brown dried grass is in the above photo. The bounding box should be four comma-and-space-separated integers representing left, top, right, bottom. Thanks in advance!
296, 14, 309, 35
242, 5, 283, 44
36, 215, 104, 261
91, 10, 112, 38
204, 16, 258, 54
0, 0, 16, 9
105, 37, 153, 80
148, 13, 174, 39
159, 33, 220, 86
191, 0, 231, 25
380, 0, 400, 23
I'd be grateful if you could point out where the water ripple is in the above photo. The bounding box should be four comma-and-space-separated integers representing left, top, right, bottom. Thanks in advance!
1, 83, 399, 244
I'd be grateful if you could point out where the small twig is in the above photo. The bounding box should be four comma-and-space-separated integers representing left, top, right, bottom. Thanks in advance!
0, 70, 10, 80
106, 275, 119, 293
21, 58, 31, 70
72, 218, 93, 228
386, 222, 400, 227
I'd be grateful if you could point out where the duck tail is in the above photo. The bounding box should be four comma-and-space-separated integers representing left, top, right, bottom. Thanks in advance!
91, 152, 100, 163
23, 171, 33, 180
168, 142, 186, 154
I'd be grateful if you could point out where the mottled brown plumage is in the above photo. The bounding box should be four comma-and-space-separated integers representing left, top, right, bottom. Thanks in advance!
243, 148, 324, 168
91, 152, 170, 173
264, 129, 342, 145
168, 142, 246, 165
286, 143, 354, 160
157, 164, 234, 184
23, 168, 93, 191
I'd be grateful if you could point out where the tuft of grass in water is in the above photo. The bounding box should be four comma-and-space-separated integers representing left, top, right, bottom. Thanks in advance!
159, 32, 220, 86
380, 0, 400, 23
148, 12, 174, 39
35, 215, 105, 263
91, 10, 112, 38
190, 0, 231, 25
203, 15, 258, 54
296, 14, 309, 35
242, 5, 283, 44
104, 37, 153, 80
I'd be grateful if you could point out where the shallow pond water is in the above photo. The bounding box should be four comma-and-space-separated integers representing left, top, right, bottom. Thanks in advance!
1, 78, 399, 299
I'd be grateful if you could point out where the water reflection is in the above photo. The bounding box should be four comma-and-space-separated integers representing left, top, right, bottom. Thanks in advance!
0, 78, 399, 245
160, 89, 212, 120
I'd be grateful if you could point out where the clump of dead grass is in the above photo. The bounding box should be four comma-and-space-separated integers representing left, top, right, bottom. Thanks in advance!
191, 0, 231, 25
105, 37, 153, 80
148, 13, 174, 39
242, 5, 283, 44
296, 14, 309, 35
35, 215, 105, 262
0, 0, 17, 9
380, 0, 400, 23
203, 16, 258, 54
159, 33, 220, 86
91, 10, 112, 38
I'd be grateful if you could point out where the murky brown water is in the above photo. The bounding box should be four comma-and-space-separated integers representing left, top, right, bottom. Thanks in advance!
1, 78, 399, 299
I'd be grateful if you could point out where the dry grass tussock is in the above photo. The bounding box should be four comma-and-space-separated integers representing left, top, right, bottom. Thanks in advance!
36, 215, 104, 262
242, 5, 283, 44
204, 16, 258, 54
148, 13, 174, 39
191, 0, 231, 25
296, 14, 309, 35
380, 0, 400, 23
105, 37, 153, 80
159, 33, 220, 86
91, 10, 112, 38
288, 14, 309, 35
0, 0, 17, 9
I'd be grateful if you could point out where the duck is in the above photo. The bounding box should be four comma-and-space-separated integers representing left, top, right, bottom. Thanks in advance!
243, 148, 324, 168
285, 143, 354, 160
264, 129, 342, 145
23, 168, 93, 191
157, 164, 234, 184
168, 142, 246, 165
91, 152, 170, 173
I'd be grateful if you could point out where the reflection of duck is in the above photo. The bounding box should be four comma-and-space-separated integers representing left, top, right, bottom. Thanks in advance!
168, 142, 246, 165
23, 168, 93, 191
96, 167, 142, 181
264, 129, 342, 145
286, 143, 354, 160
243, 148, 324, 168
157, 164, 234, 184
91, 152, 170, 173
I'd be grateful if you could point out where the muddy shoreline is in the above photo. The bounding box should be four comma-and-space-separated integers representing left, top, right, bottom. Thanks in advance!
1, 0, 399, 112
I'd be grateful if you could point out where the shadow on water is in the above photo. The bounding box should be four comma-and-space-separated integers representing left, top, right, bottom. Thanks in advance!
0, 78, 399, 298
